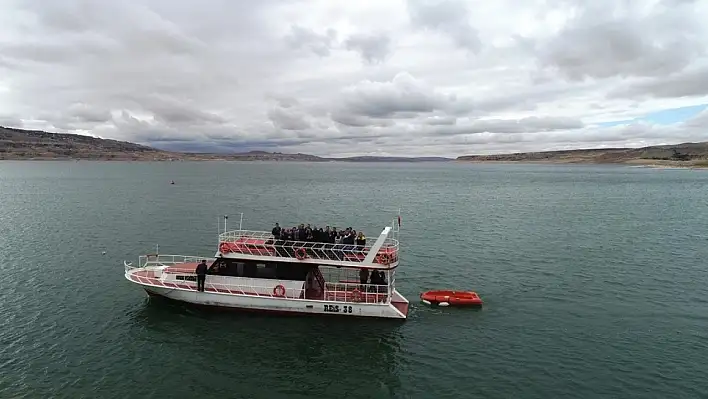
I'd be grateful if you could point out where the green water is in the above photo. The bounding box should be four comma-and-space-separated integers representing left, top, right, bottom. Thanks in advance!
1, 161, 707, 398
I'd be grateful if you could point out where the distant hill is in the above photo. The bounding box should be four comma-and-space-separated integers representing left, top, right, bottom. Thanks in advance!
333, 156, 452, 162
457, 142, 708, 168
9, 125, 703, 166
0, 125, 169, 160
0, 126, 449, 162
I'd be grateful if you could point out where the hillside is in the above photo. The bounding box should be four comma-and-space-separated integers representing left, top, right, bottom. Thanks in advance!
0, 126, 328, 161
0, 126, 449, 162
456, 142, 708, 167
0, 126, 172, 160
331, 156, 452, 162
7, 125, 705, 166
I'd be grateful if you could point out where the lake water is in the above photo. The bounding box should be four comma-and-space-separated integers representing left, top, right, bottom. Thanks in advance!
1, 161, 707, 398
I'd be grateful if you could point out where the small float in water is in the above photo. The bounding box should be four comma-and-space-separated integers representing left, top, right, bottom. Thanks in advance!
420, 290, 483, 307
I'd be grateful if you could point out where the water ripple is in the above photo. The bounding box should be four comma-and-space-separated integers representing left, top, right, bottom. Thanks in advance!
2, 162, 708, 398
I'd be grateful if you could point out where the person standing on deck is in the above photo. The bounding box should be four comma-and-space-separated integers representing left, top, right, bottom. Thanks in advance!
195, 260, 208, 292
359, 268, 369, 291
356, 231, 366, 250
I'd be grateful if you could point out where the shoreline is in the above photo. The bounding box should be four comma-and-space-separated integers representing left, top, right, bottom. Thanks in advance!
454, 159, 708, 169
2, 157, 707, 168
0, 157, 448, 163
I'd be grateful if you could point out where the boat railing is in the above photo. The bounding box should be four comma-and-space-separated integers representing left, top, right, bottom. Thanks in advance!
198, 280, 306, 299
217, 229, 399, 265
124, 254, 206, 271
323, 281, 391, 304
126, 267, 306, 299
124, 259, 391, 303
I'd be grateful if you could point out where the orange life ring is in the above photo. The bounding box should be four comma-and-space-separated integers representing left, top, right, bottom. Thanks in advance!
351, 288, 362, 302
273, 284, 286, 297
295, 247, 308, 260
377, 252, 392, 265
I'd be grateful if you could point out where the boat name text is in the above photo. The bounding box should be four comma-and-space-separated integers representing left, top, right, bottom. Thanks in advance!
323, 304, 353, 313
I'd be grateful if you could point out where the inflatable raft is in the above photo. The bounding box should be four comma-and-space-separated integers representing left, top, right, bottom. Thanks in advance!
420, 290, 483, 307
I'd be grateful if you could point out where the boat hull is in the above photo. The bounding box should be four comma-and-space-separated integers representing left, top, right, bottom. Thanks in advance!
138, 283, 408, 319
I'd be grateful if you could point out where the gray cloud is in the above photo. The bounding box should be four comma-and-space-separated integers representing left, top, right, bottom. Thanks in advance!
424, 116, 456, 126
267, 103, 311, 130
344, 33, 392, 64
396, 116, 584, 138
0, 0, 707, 157
534, 1, 706, 81
406, 0, 481, 52
609, 66, 708, 99
336, 72, 457, 118
284, 25, 338, 57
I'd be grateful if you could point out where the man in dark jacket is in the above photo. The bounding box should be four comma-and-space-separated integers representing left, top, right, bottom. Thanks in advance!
195, 260, 208, 292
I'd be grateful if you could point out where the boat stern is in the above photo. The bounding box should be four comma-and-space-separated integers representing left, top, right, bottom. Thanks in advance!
390, 289, 410, 318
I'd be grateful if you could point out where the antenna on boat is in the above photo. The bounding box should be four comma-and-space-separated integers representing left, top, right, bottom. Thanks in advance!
224, 215, 228, 233
156, 244, 159, 256
239, 212, 243, 231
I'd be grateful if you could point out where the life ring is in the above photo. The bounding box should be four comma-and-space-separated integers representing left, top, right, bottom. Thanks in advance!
273, 284, 286, 297
377, 252, 392, 265
219, 242, 231, 254
295, 247, 308, 260
351, 288, 362, 302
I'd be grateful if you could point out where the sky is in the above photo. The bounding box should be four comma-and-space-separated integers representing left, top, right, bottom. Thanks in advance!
0, 0, 707, 158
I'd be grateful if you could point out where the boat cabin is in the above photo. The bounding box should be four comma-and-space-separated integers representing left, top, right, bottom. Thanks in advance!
207, 257, 312, 281
161, 256, 392, 302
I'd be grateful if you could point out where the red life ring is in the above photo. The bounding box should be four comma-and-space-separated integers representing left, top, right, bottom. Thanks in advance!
273, 284, 286, 297
351, 288, 362, 302
295, 247, 308, 260
377, 252, 391, 265
219, 242, 231, 253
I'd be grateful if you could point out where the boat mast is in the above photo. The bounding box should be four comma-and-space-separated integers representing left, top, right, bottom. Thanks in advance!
363, 226, 392, 264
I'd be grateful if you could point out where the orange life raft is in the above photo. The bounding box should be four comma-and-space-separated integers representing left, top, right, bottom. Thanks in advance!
420, 290, 483, 307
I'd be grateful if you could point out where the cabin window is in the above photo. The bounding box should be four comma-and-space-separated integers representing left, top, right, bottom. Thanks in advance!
236, 262, 244, 276
208, 258, 312, 280
243, 262, 257, 278
255, 263, 277, 279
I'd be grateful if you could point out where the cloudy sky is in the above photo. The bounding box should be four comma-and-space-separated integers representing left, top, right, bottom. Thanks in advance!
1, 0, 707, 157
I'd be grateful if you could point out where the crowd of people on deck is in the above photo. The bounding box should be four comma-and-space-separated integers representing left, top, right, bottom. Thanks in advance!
360, 268, 387, 291
271, 223, 366, 247
270, 222, 388, 289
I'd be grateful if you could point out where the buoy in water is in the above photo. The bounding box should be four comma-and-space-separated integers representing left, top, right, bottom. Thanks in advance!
420, 290, 483, 307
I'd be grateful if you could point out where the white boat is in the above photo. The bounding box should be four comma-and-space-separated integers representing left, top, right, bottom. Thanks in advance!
123, 215, 409, 319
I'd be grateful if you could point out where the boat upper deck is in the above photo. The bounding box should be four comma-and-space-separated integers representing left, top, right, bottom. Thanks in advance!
217, 228, 399, 267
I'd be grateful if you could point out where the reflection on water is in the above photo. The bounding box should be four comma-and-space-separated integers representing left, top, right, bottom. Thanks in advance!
127, 295, 405, 398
